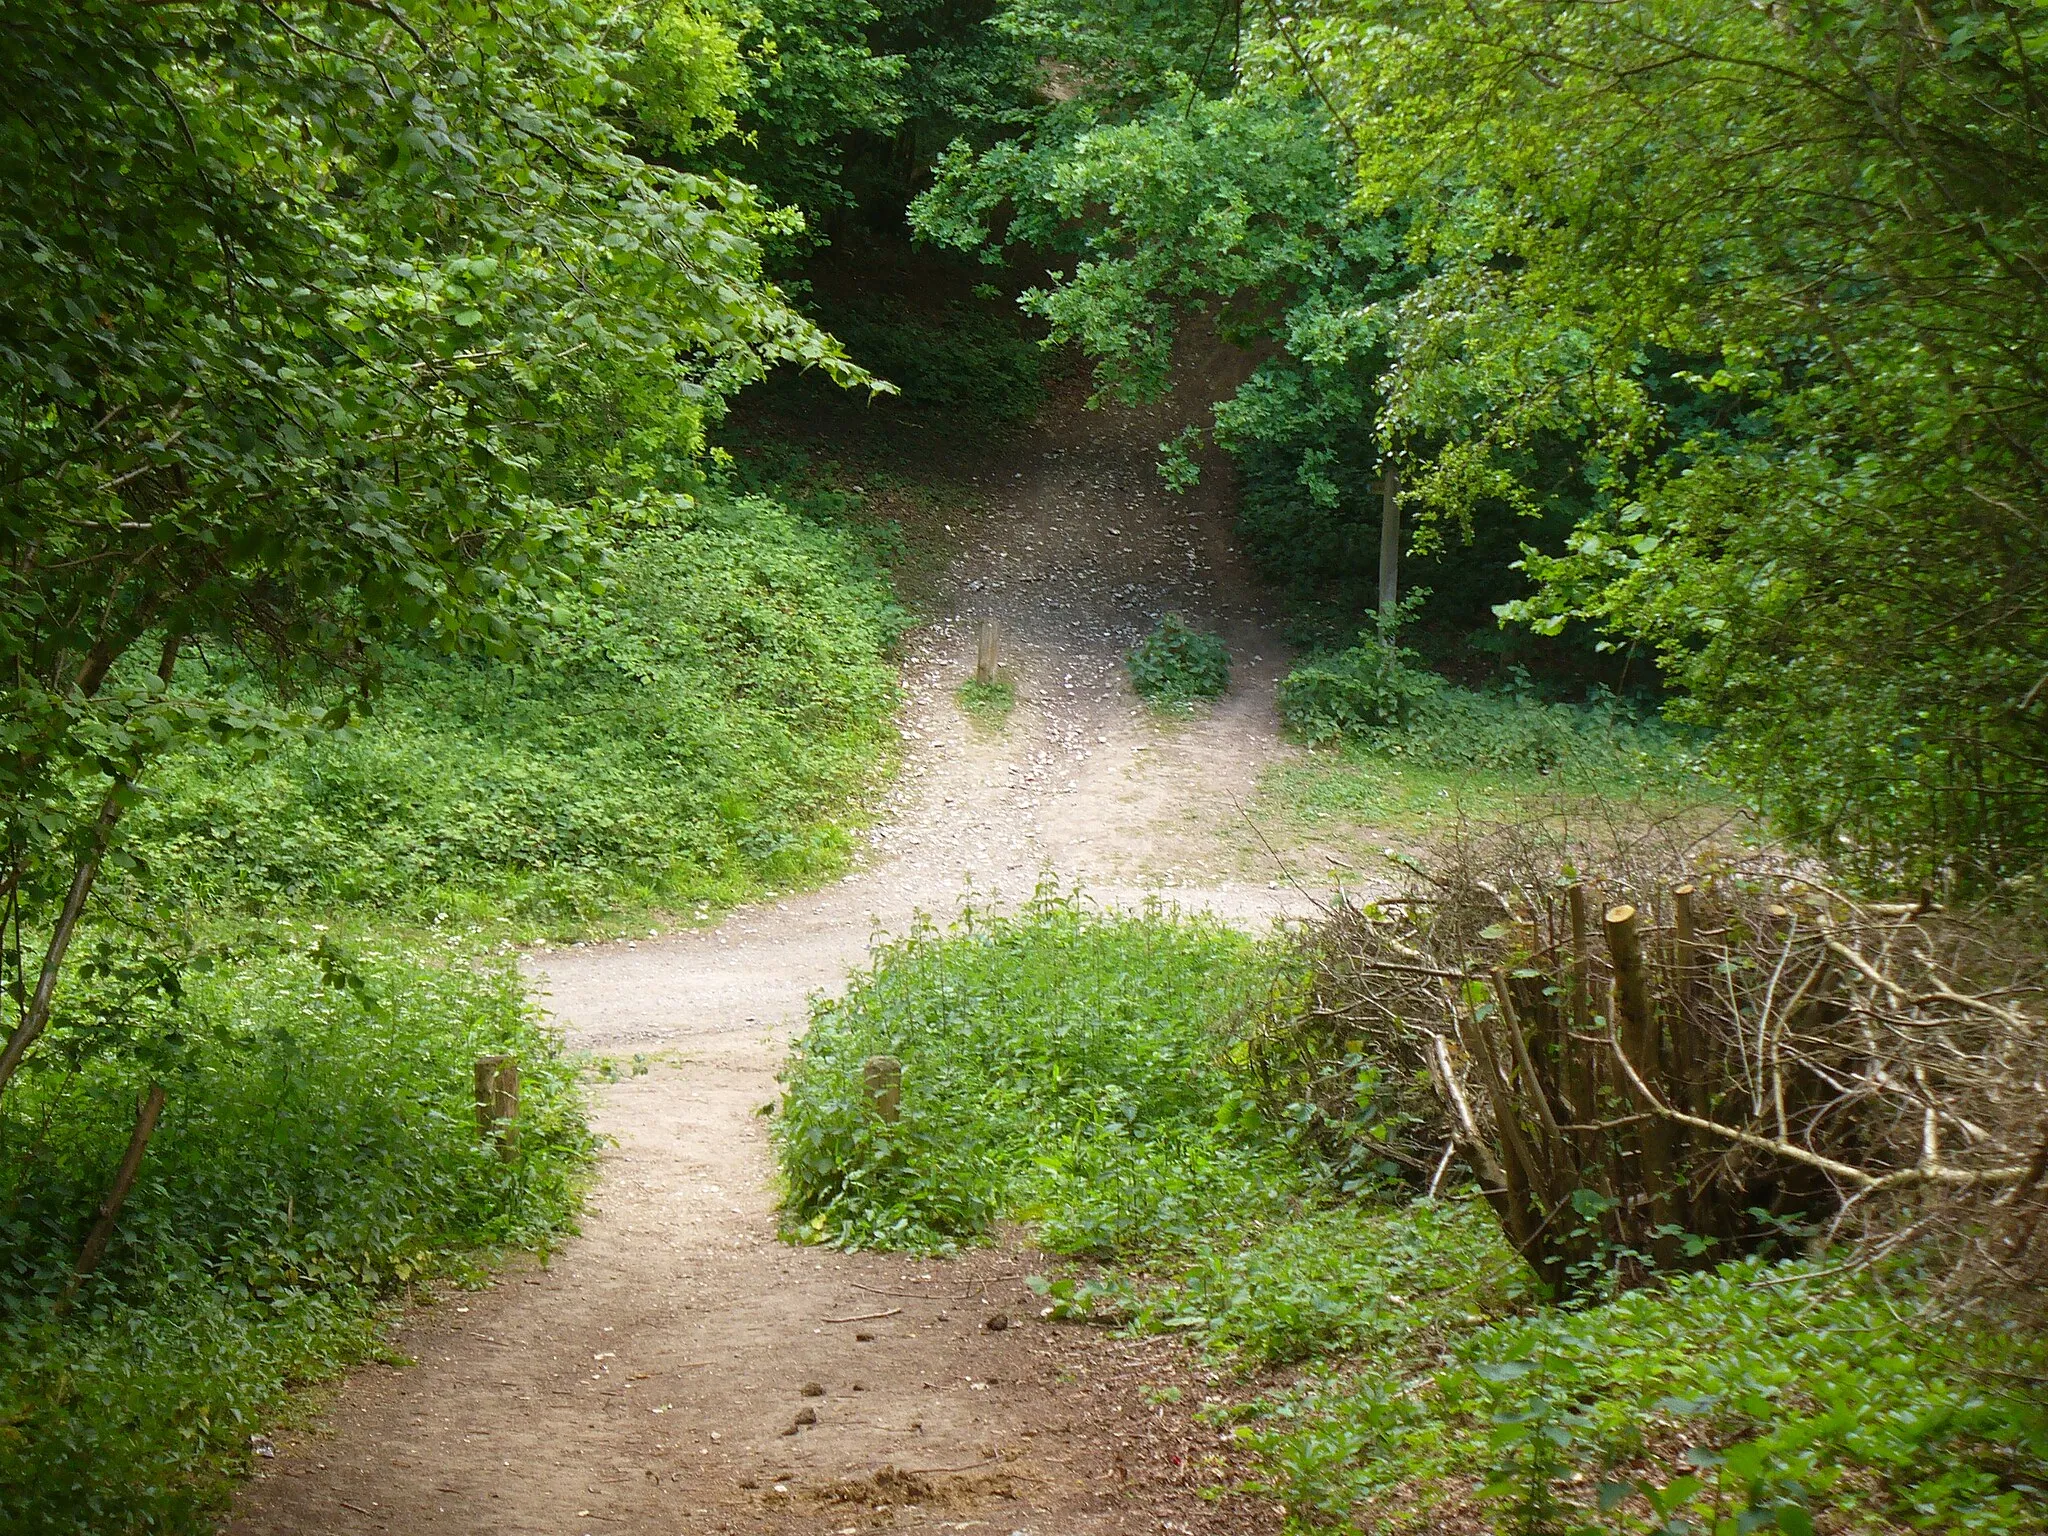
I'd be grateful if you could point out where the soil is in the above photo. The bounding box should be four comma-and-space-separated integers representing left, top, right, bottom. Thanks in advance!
226, 364, 1343, 1536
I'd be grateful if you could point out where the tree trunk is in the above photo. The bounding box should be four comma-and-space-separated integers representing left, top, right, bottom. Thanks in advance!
0, 790, 123, 1101
1378, 461, 1401, 619
0, 636, 175, 1102
66, 1082, 168, 1297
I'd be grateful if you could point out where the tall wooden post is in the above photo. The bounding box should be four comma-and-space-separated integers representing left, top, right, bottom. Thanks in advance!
1378, 462, 1401, 619
1670, 885, 1703, 1116
1604, 905, 1681, 1267
1564, 883, 1593, 1121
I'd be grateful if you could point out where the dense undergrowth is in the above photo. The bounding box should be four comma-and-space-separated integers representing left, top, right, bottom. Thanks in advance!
775, 900, 2048, 1534
1280, 631, 1688, 777
0, 938, 590, 1534
127, 496, 903, 927
777, 895, 1277, 1251
1264, 628, 1707, 839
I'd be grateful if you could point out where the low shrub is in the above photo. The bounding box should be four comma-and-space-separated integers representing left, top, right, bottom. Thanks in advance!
0, 936, 591, 1534
1247, 1257, 2048, 1535
1113, 1196, 1518, 1368
1382, 686, 1684, 778
1276, 631, 1441, 739
773, 894, 1277, 1251
1129, 613, 1233, 706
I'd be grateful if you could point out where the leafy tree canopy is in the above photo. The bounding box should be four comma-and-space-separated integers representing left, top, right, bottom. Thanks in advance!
629, 0, 1041, 233
0, 0, 866, 1093
915, 0, 2048, 891
1281, 0, 2048, 890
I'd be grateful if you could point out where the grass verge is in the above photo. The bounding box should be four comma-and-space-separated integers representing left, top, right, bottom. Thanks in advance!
957, 676, 1016, 727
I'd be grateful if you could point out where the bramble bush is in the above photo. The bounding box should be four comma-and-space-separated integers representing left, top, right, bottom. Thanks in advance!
1277, 631, 1441, 740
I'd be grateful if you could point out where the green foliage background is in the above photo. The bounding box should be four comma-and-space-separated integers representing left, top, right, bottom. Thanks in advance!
7, 0, 2047, 1530
910, 0, 2048, 892
129, 499, 904, 922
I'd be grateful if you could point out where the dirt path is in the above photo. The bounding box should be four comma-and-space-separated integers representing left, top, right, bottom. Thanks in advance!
228, 380, 1327, 1536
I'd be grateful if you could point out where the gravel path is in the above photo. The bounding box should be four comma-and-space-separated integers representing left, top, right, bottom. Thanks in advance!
228, 376, 1333, 1536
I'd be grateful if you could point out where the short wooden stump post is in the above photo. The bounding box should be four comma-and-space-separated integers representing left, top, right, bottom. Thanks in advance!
975, 618, 1000, 685
474, 1053, 520, 1160
862, 1054, 903, 1123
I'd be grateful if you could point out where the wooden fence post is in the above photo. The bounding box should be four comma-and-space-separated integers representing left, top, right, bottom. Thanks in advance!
475, 1054, 518, 1158
475, 1054, 509, 1137
862, 1054, 903, 1123
68, 1082, 168, 1296
492, 1059, 520, 1162
1671, 884, 1703, 1117
1604, 904, 1682, 1266
975, 619, 1000, 685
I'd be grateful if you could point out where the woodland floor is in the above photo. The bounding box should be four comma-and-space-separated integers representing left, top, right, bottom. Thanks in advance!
226, 365, 1366, 1536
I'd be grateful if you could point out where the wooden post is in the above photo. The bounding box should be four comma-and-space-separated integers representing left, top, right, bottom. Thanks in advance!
1604, 904, 1682, 1267
1670, 885, 1702, 1117
1452, 1003, 1555, 1287
1495, 970, 1562, 1147
1378, 462, 1401, 619
1554, 884, 1625, 1249
1604, 905, 1654, 1059
68, 1082, 168, 1293
492, 1059, 520, 1162
975, 619, 1000, 685
1563, 884, 1594, 1122
862, 1054, 903, 1123
475, 1054, 511, 1139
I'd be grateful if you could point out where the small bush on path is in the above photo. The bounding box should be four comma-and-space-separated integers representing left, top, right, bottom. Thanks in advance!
1129, 613, 1232, 707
